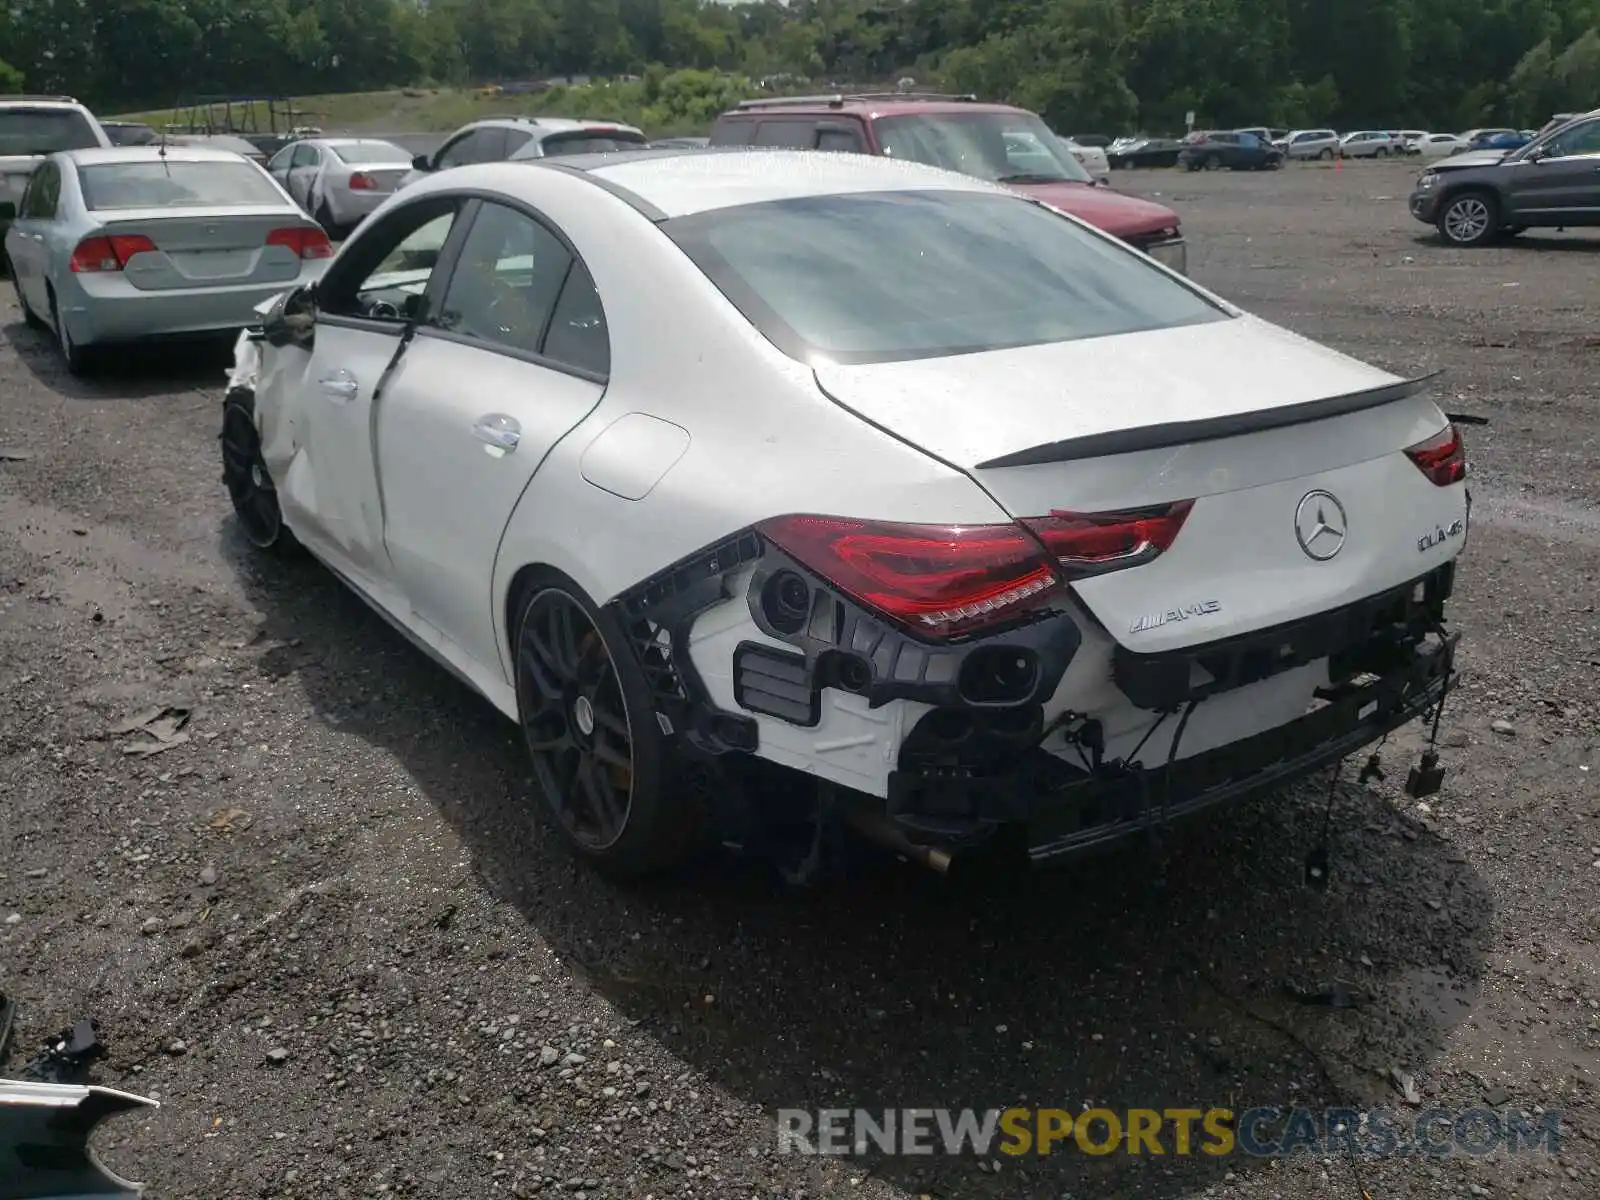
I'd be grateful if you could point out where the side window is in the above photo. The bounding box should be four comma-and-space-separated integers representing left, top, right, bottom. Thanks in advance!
434, 130, 482, 170
1545, 119, 1600, 158
754, 120, 819, 148
713, 119, 757, 146
290, 143, 319, 168
541, 260, 610, 377
435, 203, 572, 357
22, 163, 59, 219
816, 125, 865, 153
319, 202, 461, 322
472, 127, 509, 163
268, 146, 295, 171
502, 128, 533, 159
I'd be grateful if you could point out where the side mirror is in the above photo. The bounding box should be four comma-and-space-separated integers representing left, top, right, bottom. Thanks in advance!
0, 201, 15, 222
1525, 145, 1550, 162
263, 283, 318, 349
412, 154, 431, 172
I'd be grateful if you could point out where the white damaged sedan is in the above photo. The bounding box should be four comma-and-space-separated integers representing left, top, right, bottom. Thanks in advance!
222, 147, 1469, 878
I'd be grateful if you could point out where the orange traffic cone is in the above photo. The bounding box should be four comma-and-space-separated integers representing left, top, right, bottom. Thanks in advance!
1334, 152, 1342, 172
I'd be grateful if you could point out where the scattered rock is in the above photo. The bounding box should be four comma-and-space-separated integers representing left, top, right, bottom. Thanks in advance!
24, 868, 46, 879
265, 1048, 290, 1066
539, 1046, 560, 1067
1490, 719, 1517, 737
198, 865, 218, 886
3, 913, 21, 927
561, 1051, 587, 1068
140, 917, 165, 935
167, 1040, 188, 1056
1485, 1083, 1508, 1106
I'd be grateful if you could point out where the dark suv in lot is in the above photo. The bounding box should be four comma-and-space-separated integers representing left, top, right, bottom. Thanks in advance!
1178, 130, 1284, 171
1409, 108, 1600, 245
709, 93, 1188, 273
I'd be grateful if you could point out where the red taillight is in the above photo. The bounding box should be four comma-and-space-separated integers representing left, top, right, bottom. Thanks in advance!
757, 515, 1060, 638
1022, 501, 1194, 581
1404, 424, 1467, 486
266, 226, 334, 259
69, 234, 157, 272
348, 171, 376, 190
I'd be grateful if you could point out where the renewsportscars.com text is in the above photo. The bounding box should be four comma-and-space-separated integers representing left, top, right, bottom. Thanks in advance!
777, 1106, 1561, 1159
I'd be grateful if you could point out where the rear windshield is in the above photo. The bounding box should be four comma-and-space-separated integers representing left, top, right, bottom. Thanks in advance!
666, 190, 1225, 365
540, 131, 648, 157
330, 142, 412, 165
104, 123, 158, 147
0, 108, 102, 156
79, 161, 286, 210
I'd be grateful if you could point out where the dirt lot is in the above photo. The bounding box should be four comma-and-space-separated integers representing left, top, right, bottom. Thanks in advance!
2, 159, 1598, 1200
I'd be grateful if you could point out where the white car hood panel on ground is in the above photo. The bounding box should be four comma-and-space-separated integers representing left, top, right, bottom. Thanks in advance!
815, 314, 1465, 653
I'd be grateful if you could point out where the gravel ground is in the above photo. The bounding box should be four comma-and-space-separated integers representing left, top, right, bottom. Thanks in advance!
2, 159, 1598, 1200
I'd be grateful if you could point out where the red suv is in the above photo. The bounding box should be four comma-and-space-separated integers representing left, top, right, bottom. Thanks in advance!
709, 93, 1187, 273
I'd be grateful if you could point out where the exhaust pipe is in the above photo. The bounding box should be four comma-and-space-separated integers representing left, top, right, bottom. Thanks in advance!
841, 805, 954, 874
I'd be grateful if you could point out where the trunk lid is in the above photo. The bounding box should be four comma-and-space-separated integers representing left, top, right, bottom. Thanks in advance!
813, 317, 1467, 651
95, 208, 309, 290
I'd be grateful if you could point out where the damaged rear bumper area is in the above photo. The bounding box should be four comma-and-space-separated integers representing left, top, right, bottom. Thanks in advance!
890, 566, 1458, 864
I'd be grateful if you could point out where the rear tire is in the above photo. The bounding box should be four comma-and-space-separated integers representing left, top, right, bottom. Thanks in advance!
1319, 147, 1335, 160
48, 289, 93, 376
511, 570, 701, 878
314, 201, 342, 242
220, 388, 301, 555
1437, 190, 1500, 247
1203, 155, 1222, 171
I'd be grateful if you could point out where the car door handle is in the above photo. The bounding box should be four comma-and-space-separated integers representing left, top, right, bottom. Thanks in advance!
318, 370, 359, 402
473, 413, 521, 453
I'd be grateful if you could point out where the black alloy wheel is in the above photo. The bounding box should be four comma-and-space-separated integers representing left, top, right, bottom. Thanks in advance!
513, 577, 697, 876
519, 586, 634, 852
220, 391, 297, 553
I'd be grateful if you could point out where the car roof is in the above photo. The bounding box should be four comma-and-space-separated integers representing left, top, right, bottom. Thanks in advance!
64, 146, 258, 166
726, 93, 1027, 119
456, 116, 644, 138
0, 97, 87, 110
552, 146, 1001, 218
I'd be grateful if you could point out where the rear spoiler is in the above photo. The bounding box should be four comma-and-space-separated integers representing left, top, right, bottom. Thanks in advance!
974, 372, 1444, 469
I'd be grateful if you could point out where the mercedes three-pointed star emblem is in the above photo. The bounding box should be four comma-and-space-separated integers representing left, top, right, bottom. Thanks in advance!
1294, 490, 1348, 561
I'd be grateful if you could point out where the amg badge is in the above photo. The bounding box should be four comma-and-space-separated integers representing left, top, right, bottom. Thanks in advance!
1418, 517, 1465, 553
1130, 599, 1222, 635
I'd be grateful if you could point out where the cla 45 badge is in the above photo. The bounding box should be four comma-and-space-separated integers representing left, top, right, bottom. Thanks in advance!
1418, 517, 1465, 553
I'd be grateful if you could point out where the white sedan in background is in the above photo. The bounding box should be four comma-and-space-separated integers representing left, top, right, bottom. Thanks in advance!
1416, 132, 1469, 158
221, 148, 1466, 881
1058, 135, 1110, 181
266, 137, 413, 237
3, 146, 331, 373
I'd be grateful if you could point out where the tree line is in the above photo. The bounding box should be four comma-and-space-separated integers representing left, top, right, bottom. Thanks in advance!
1, 0, 1596, 132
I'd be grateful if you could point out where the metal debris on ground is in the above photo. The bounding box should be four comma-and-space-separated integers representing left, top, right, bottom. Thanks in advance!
1283, 980, 1367, 1009
111, 704, 193, 758
1389, 1066, 1423, 1106
207, 807, 253, 832
20, 1019, 106, 1086
0, 448, 32, 463
0, 1078, 158, 1197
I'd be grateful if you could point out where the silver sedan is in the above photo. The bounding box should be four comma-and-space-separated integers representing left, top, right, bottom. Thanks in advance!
266, 137, 413, 237
2, 146, 331, 374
